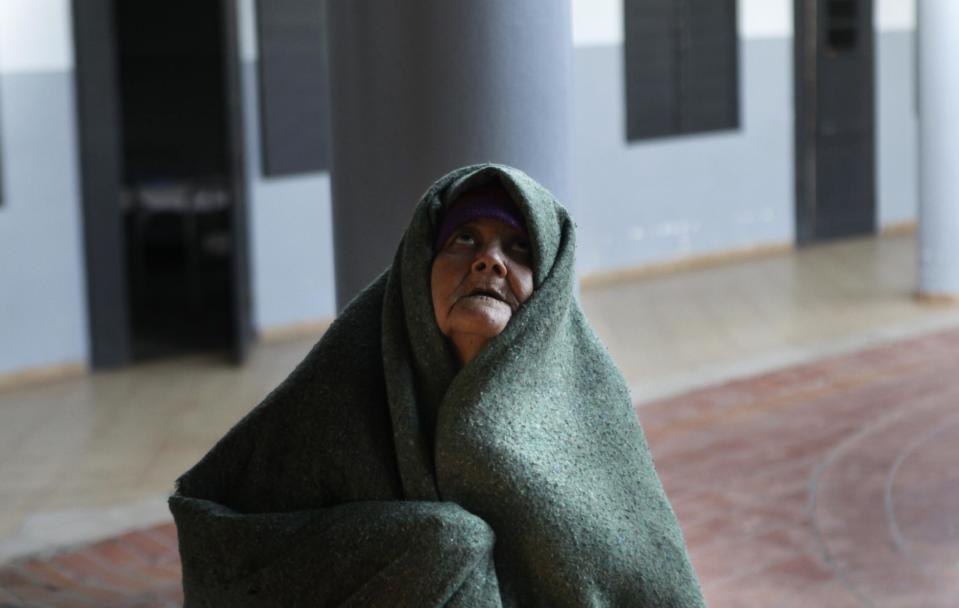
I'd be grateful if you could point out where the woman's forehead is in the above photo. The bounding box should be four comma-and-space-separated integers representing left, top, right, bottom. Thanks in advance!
456, 217, 527, 236
434, 186, 528, 252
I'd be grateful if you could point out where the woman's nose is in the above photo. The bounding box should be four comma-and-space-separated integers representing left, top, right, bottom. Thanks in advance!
472, 245, 507, 277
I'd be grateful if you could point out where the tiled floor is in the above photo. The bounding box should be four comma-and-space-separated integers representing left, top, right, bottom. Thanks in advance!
583, 233, 959, 402
2, 326, 957, 606
1, 232, 959, 605
650, 328, 959, 607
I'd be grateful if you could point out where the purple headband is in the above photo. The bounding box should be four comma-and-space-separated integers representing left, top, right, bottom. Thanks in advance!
434, 184, 528, 251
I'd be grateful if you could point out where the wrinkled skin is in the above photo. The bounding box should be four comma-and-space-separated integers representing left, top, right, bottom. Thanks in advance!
430, 217, 533, 365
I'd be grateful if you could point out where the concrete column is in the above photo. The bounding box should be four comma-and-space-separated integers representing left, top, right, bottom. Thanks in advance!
918, 0, 959, 299
325, 0, 572, 309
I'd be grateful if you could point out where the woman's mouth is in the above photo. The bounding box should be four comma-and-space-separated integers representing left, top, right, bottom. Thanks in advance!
458, 288, 513, 313
467, 288, 505, 302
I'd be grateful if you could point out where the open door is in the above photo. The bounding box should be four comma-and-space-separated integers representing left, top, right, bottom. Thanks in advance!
73, 0, 252, 367
795, 0, 876, 244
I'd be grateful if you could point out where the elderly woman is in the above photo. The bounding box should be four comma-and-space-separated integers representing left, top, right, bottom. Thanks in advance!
170, 164, 705, 607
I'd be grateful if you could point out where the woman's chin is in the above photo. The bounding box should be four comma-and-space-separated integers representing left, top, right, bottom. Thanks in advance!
449, 298, 512, 338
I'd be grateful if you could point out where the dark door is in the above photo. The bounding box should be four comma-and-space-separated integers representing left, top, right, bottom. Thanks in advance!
221, 0, 253, 363
73, 0, 131, 368
795, 0, 876, 244
73, 0, 252, 367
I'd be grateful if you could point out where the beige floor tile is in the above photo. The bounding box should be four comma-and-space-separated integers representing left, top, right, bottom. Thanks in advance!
579, 235, 959, 399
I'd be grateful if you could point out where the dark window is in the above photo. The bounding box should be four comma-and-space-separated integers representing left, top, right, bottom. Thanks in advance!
624, 0, 740, 141
827, 0, 859, 52
256, 0, 331, 176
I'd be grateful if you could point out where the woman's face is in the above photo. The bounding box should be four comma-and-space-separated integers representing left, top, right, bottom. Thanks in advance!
431, 217, 534, 365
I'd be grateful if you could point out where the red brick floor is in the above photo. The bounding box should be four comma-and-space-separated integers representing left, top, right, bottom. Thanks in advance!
2, 329, 958, 607
0, 524, 181, 607
645, 328, 959, 608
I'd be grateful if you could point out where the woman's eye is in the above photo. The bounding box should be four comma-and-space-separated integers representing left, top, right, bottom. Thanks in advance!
513, 239, 530, 254
453, 232, 475, 245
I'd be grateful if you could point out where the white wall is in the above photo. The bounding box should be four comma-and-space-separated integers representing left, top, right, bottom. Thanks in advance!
571, 0, 793, 46
237, 0, 337, 331
570, 0, 795, 276
0, 0, 918, 377
877, 0, 915, 30
570, 0, 914, 45
570, 0, 918, 252
738, 0, 792, 38
237, 0, 916, 329
0, 0, 88, 376
0, 0, 336, 378
0, 0, 73, 72
571, 0, 623, 46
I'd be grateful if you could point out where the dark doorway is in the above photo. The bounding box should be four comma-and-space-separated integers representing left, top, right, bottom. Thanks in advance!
73, 0, 252, 367
794, 0, 876, 244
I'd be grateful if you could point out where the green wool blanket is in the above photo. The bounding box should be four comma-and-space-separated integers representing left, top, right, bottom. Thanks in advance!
169, 164, 706, 607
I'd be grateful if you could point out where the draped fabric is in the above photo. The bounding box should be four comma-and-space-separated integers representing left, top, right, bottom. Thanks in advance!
170, 164, 706, 607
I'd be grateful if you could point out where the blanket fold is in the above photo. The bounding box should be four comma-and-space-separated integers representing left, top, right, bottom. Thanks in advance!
170, 164, 706, 607
170, 496, 500, 607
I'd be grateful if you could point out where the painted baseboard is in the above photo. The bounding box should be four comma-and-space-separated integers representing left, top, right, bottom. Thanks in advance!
880, 220, 917, 236
0, 361, 87, 393
257, 318, 334, 343
0, 321, 334, 390
916, 292, 959, 307
579, 224, 920, 291
579, 242, 794, 290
